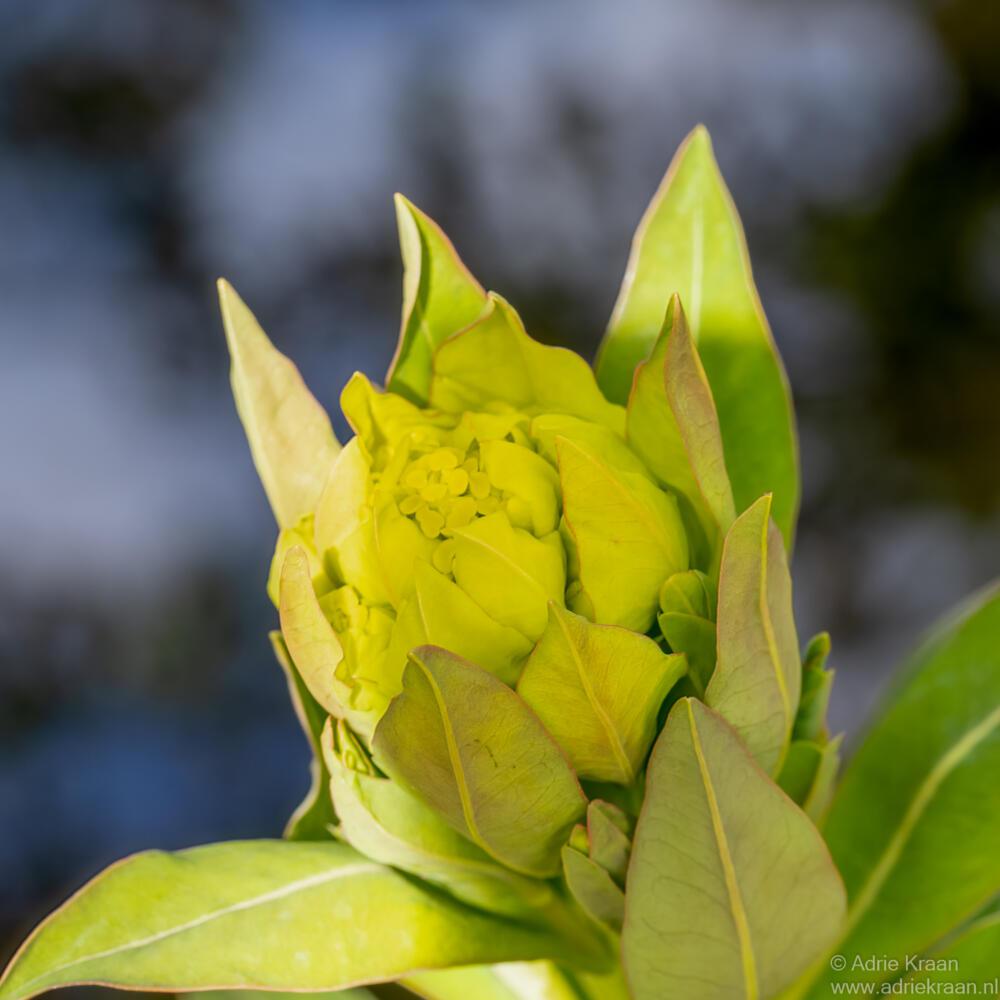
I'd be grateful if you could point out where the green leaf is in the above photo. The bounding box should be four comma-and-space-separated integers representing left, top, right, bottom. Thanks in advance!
626, 294, 735, 546
270, 631, 336, 840
517, 603, 686, 784
431, 294, 625, 433
776, 735, 842, 824
193, 991, 375, 1000
314, 438, 433, 610
218, 279, 339, 529
658, 569, 718, 694
557, 436, 688, 632
372, 645, 586, 878
279, 545, 377, 740
390, 560, 533, 687
386, 195, 487, 405
562, 846, 625, 933
797, 584, 1000, 996
585, 801, 632, 886
0, 841, 585, 1000
901, 909, 1000, 987
450, 511, 566, 641
323, 718, 551, 919
595, 126, 798, 546
404, 963, 592, 1000
794, 633, 834, 742
622, 699, 845, 1000
706, 494, 800, 774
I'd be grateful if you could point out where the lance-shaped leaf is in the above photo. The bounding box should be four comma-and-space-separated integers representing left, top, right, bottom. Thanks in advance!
0, 841, 588, 1000
387, 195, 487, 405
279, 546, 378, 739
595, 127, 798, 546
322, 719, 553, 919
706, 495, 800, 774
517, 603, 686, 784
431, 293, 625, 433
372, 645, 586, 878
622, 699, 845, 1000
557, 437, 688, 632
798, 584, 1000, 997
794, 632, 834, 742
562, 846, 625, 933
270, 632, 336, 841
218, 279, 339, 529
626, 294, 735, 545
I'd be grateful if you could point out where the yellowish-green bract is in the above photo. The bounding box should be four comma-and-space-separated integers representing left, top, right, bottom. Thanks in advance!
5, 126, 995, 1000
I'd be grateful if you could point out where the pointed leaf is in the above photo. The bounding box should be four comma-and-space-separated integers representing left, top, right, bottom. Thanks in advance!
557, 436, 688, 632
517, 604, 686, 784
626, 294, 735, 543
706, 495, 800, 774
562, 846, 625, 933
432, 294, 624, 433
622, 699, 845, 1000
323, 719, 551, 919
218, 279, 339, 528
0, 841, 583, 1000
372, 645, 586, 878
269, 632, 336, 840
799, 584, 1000, 996
387, 195, 487, 405
595, 127, 798, 545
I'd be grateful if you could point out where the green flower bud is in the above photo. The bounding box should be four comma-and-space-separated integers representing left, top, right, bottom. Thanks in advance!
294, 340, 690, 733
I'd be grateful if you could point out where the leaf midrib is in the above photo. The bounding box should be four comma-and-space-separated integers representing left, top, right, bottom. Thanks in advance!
843, 703, 1000, 938
688, 702, 759, 1000
558, 438, 676, 557
7, 861, 382, 998
552, 609, 633, 784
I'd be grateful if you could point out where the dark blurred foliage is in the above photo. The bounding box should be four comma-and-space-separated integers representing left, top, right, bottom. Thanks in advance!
0, 0, 997, 990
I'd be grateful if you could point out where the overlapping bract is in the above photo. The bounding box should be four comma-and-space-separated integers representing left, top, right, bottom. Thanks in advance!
3, 127, 877, 1000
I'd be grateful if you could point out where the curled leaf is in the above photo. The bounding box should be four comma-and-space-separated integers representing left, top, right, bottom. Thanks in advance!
517, 603, 686, 784
373, 645, 586, 878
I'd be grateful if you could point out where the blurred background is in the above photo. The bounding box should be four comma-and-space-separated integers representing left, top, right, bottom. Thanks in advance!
1, 0, 998, 980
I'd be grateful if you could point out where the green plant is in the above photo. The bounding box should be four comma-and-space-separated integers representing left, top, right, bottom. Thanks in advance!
2, 127, 997, 1000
